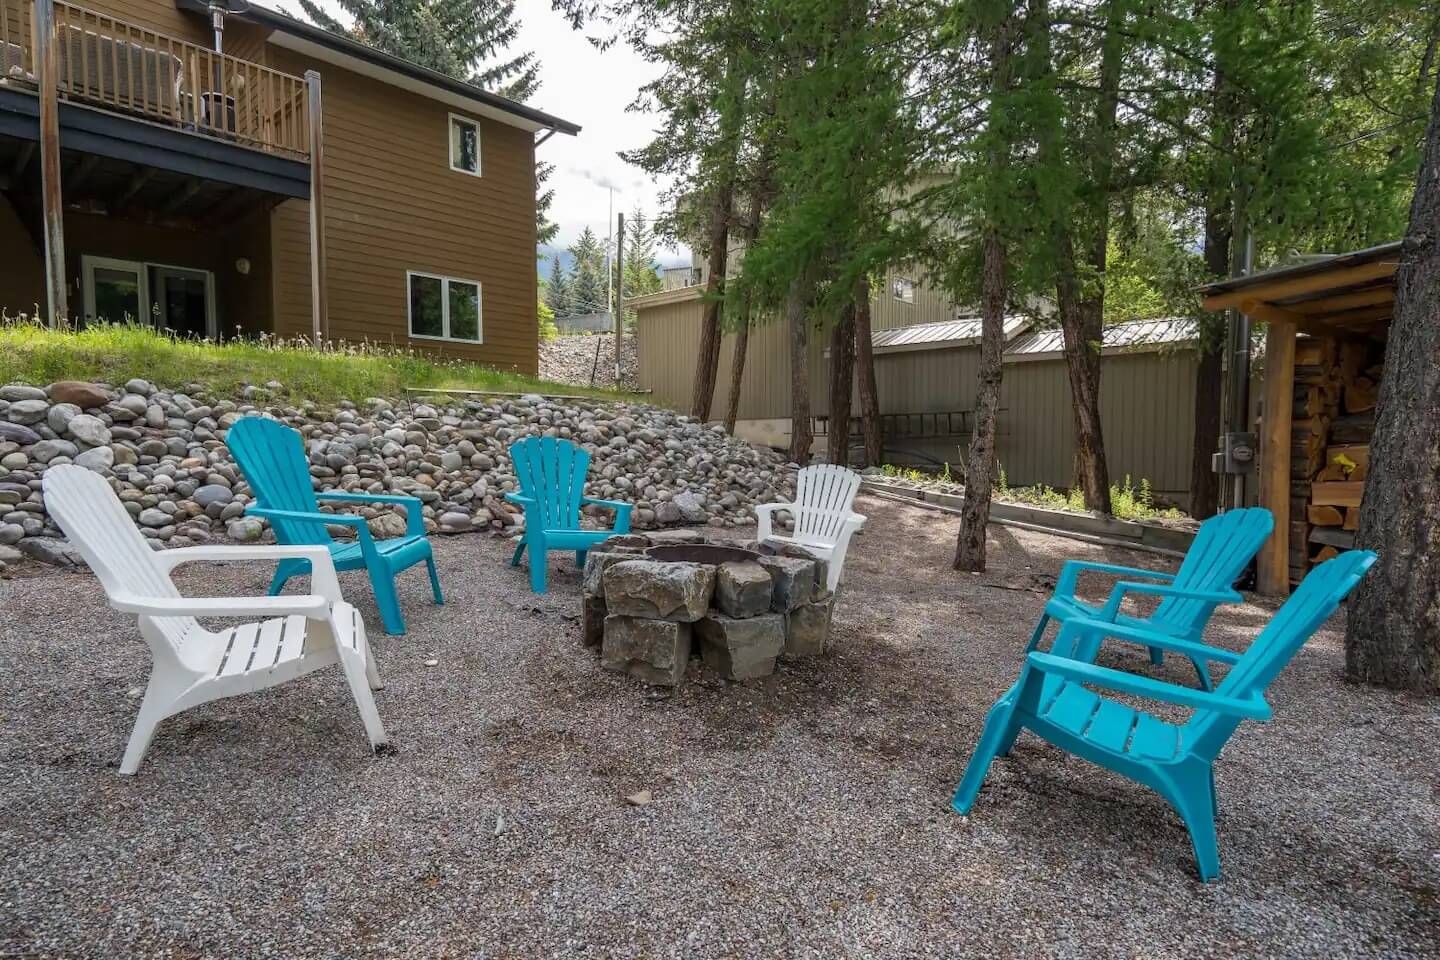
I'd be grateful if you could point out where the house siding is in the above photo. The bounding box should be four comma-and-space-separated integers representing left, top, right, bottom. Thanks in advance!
266, 46, 539, 373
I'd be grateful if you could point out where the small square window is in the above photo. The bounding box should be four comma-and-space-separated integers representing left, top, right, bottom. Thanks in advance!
408, 272, 482, 343
892, 277, 915, 304
450, 115, 480, 175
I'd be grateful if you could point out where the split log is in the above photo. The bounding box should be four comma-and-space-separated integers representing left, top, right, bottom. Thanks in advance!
1307, 504, 1345, 526
1311, 545, 1340, 565
1312, 481, 1364, 507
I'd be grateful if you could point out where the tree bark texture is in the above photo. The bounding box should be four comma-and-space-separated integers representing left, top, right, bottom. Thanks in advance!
787, 271, 814, 464
1344, 72, 1440, 693
852, 276, 883, 466
690, 177, 735, 420
827, 301, 856, 466
1055, 231, 1112, 513
955, 228, 1008, 572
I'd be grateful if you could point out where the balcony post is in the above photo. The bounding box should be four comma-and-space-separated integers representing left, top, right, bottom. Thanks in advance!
306, 69, 327, 345
32, 0, 66, 326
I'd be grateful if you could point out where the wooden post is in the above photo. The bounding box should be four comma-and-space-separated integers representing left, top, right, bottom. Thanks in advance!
33, 0, 66, 326
305, 70, 326, 345
1256, 311, 1297, 595
614, 210, 624, 384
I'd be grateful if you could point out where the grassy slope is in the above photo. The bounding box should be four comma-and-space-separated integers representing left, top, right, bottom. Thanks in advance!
0, 324, 632, 405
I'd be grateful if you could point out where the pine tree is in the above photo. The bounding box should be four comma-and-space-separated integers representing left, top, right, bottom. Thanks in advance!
624, 208, 662, 298
545, 256, 572, 318
568, 227, 606, 316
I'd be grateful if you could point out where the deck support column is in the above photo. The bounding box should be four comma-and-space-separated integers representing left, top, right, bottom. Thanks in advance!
33, 0, 66, 326
1256, 307, 1296, 596
306, 69, 327, 345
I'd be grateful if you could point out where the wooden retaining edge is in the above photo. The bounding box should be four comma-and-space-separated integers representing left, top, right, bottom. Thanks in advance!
403, 386, 652, 401
859, 480, 1194, 559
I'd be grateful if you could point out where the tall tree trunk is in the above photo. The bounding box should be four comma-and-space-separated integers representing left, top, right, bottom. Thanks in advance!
1191, 0, 1237, 519
723, 316, 749, 435
955, 10, 1015, 572
724, 182, 768, 435
787, 271, 814, 464
690, 177, 735, 420
1344, 72, 1440, 693
852, 276, 882, 465
1053, 0, 1121, 514
955, 228, 1008, 571
827, 301, 856, 465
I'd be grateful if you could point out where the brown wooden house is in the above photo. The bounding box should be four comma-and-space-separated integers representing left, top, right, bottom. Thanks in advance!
1198, 242, 1399, 596
0, 0, 578, 373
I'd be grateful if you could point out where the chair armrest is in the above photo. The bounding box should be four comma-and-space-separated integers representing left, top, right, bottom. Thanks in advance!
1055, 617, 1243, 666
1056, 559, 1176, 598
844, 513, 866, 531
156, 544, 342, 603
316, 491, 424, 537
581, 496, 630, 513
753, 502, 783, 543
1025, 652, 1271, 720
504, 492, 536, 508
246, 506, 378, 553
108, 590, 331, 620
1098, 581, 1243, 621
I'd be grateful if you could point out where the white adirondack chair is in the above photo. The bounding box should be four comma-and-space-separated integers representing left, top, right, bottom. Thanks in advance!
42, 465, 387, 774
755, 463, 866, 592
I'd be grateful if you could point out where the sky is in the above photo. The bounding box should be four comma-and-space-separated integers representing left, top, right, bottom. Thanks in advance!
257, 0, 689, 267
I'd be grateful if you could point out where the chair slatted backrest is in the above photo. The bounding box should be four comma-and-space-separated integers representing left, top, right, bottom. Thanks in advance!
1154, 507, 1273, 632
43, 465, 195, 653
509, 436, 589, 531
226, 416, 332, 546
1181, 550, 1377, 759
793, 464, 862, 544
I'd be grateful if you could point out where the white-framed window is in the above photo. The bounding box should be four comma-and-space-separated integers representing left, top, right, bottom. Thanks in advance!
408, 271, 482, 343
892, 276, 915, 304
448, 113, 481, 176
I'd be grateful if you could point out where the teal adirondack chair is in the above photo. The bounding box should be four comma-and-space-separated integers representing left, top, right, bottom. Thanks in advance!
506, 436, 633, 593
954, 549, 1376, 882
226, 416, 443, 636
1031, 507, 1273, 690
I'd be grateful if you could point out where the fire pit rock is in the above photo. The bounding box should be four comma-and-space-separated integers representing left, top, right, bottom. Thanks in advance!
582, 532, 833, 685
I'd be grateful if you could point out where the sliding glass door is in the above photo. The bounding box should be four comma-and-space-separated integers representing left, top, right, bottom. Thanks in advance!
80, 256, 216, 338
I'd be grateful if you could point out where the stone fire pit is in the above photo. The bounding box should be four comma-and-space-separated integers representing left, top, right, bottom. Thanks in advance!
580, 530, 834, 685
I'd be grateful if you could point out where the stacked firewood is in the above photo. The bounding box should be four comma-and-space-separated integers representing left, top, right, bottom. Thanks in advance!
1288, 336, 1381, 584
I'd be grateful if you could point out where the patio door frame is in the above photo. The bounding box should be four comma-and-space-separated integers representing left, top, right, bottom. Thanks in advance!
80, 256, 218, 339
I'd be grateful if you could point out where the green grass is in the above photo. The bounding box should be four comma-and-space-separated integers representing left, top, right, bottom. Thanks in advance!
0, 320, 635, 405
881, 461, 1186, 521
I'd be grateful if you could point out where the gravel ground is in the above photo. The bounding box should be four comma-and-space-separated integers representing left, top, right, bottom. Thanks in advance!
2, 495, 1437, 959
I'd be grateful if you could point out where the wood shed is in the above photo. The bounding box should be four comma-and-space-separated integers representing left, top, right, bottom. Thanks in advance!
1198, 241, 1400, 596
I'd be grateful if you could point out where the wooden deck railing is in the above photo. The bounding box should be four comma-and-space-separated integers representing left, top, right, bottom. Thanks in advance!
0, 0, 310, 159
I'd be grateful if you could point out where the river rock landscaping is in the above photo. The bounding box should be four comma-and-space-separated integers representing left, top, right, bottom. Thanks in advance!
0, 378, 791, 574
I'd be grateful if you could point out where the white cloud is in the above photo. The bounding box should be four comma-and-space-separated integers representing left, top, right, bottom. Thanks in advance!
515, 0, 686, 262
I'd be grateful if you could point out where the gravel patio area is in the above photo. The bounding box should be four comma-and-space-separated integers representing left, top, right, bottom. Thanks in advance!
2, 495, 1437, 958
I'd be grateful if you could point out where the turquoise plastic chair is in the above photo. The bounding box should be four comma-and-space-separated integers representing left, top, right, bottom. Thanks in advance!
1031, 507, 1273, 690
505, 436, 633, 593
226, 416, 443, 636
954, 549, 1376, 882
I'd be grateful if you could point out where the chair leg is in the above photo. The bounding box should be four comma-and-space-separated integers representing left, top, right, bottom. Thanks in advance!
425, 557, 444, 605
1175, 777, 1222, 883
268, 557, 306, 596
1191, 657, 1215, 692
367, 567, 407, 636
529, 548, 548, 593
1024, 613, 1051, 653
510, 541, 526, 567
119, 683, 175, 775
334, 641, 388, 751
952, 699, 1020, 815
1149, 646, 1166, 666
575, 550, 587, 569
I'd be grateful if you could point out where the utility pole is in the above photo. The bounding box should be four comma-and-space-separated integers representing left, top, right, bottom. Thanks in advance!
615, 210, 624, 385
